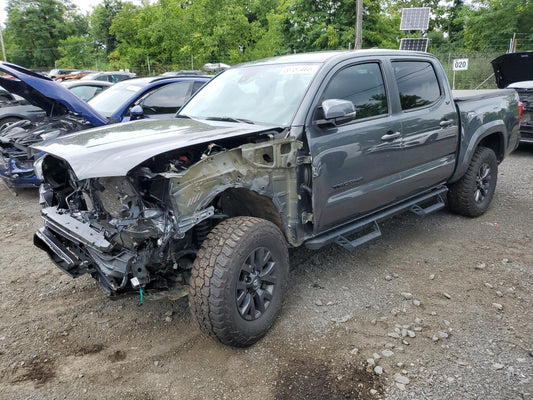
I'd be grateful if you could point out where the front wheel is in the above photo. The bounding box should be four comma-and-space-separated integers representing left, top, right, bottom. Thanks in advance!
447, 146, 498, 217
189, 216, 289, 347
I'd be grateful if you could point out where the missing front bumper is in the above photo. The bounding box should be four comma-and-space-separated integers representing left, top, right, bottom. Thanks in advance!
35, 207, 136, 293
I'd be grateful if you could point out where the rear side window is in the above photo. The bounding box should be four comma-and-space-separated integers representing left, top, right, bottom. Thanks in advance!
392, 61, 441, 110
322, 63, 388, 120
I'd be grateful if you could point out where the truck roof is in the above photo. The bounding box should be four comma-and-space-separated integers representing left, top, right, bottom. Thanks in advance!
241, 49, 435, 67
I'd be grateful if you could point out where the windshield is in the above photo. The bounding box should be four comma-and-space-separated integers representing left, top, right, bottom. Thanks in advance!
179, 63, 320, 126
88, 81, 143, 117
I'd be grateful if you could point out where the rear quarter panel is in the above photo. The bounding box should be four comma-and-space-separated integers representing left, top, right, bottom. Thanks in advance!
449, 89, 520, 183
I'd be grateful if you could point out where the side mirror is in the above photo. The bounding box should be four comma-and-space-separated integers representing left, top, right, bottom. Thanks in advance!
316, 99, 356, 127
130, 105, 144, 121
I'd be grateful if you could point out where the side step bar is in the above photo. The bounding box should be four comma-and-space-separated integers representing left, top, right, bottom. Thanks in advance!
335, 221, 381, 251
305, 187, 447, 251
409, 194, 446, 216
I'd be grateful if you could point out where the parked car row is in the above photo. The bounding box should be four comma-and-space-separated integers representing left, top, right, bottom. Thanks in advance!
48, 69, 136, 82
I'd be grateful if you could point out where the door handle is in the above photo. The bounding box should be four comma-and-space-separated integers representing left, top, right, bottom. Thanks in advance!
381, 131, 401, 141
440, 119, 454, 127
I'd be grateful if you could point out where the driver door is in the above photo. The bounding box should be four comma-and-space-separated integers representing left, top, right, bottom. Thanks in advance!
306, 61, 404, 234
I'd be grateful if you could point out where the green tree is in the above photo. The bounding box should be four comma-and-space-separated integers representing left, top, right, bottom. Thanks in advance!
91, 0, 124, 57
56, 35, 99, 68
447, 0, 467, 45
57, 0, 124, 69
110, 1, 186, 72
463, 0, 533, 52
110, 0, 280, 72
276, 0, 397, 53
4, 0, 88, 67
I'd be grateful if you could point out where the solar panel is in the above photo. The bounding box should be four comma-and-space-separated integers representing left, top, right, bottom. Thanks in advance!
399, 38, 429, 52
400, 8, 431, 31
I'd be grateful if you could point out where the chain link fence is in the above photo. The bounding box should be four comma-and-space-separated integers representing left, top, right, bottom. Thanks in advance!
433, 52, 500, 90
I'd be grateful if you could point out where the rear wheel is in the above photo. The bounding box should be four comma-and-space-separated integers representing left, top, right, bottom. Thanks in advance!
448, 146, 498, 217
189, 216, 289, 347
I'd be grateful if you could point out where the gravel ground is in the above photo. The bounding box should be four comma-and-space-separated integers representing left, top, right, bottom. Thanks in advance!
0, 144, 532, 400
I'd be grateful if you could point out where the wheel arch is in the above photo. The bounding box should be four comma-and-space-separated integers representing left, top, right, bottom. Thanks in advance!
216, 187, 285, 235
449, 122, 506, 184
167, 138, 304, 247
477, 132, 505, 162
0, 115, 23, 124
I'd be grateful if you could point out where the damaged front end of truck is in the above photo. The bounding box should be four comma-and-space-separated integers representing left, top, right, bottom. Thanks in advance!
33, 126, 308, 296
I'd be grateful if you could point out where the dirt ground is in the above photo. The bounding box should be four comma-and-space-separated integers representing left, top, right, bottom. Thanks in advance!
0, 145, 532, 400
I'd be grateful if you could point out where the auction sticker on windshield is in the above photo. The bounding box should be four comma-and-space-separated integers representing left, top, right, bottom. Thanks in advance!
280, 65, 319, 75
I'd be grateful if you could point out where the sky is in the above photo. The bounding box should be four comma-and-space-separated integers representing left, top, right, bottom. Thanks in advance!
0, 0, 104, 26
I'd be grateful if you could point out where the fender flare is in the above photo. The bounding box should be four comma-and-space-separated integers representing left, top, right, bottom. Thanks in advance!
448, 120, 506, 184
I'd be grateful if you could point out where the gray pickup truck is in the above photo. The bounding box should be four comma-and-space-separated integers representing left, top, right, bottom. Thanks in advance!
33, 50, 520, 347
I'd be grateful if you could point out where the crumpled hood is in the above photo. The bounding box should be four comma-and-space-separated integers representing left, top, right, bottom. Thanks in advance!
34, 118, 282, 180
0, 62, 108, 126
492, 52, 533, 89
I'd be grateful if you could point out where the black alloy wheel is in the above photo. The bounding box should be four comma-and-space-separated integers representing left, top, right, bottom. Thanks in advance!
236, 247, 277, 321
474, 162, 492, 204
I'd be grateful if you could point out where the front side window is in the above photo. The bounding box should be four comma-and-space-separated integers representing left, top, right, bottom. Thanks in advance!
140, 82, 193, 115
392, 61, 441, 110
322, 63, 388, 120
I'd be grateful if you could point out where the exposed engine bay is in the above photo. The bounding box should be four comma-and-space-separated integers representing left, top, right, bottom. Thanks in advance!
0, 116, 88, 188
34, 133, 310, 295
0, 116, 88, 150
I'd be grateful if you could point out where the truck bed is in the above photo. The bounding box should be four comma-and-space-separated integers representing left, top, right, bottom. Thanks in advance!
452, 88, 516, 101
449, 87, 521, 183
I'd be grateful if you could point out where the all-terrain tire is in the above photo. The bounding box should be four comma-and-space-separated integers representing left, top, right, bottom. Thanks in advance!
189, 216, 289, 347
447, 146, 498, 217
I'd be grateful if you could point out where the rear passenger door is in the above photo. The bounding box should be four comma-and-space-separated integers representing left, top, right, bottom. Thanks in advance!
390, 60, 458, 194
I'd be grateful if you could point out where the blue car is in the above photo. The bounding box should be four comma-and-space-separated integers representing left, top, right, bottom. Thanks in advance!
86, 74, 209, 123
0, 62, 210, 191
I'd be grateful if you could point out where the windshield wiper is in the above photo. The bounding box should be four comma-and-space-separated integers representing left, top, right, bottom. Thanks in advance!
205, 116, 255, 124
176, 114, 191, 119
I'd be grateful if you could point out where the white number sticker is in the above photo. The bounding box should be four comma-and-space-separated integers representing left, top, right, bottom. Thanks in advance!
453, 59, 469, 71
280, 65, 319, 75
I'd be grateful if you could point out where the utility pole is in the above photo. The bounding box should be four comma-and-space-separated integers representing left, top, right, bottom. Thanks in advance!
355, 0, 363, 50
